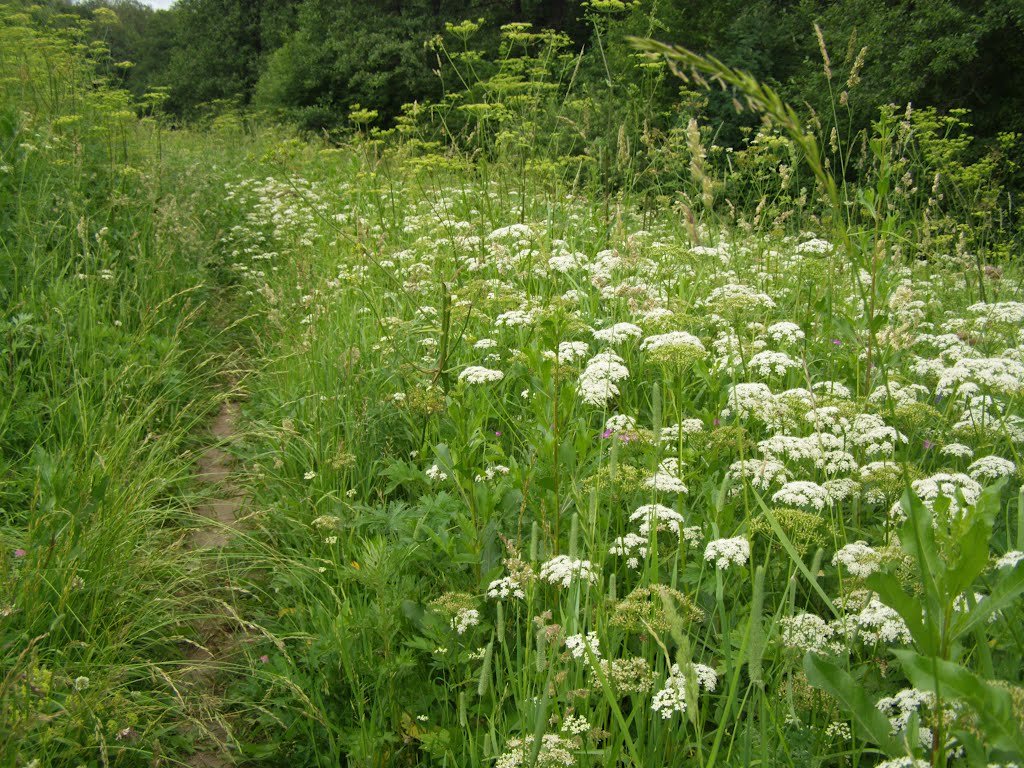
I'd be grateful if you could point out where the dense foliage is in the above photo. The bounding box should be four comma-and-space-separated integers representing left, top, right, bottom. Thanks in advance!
50, 0, 1024, 144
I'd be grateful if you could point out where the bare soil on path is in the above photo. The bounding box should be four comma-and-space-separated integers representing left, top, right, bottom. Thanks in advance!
184, 401, 245, 768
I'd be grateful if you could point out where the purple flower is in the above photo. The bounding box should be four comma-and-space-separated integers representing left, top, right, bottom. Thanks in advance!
831, 339, 842, 346
494, 431, 502, 437
923, 440, 934, 450
713, 418, 720, 427
13, 549, 26, 558
601, 428, 614, 439
260, 655, 270, 664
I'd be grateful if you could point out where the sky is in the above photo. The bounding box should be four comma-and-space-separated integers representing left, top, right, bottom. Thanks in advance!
140, 0, 176, 8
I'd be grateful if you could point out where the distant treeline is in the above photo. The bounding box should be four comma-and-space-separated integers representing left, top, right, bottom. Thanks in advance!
51, 0, 1024, 148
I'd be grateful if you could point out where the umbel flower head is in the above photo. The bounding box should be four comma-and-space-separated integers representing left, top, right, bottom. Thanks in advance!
704, 537, 750, 569
459, 365, 504, 384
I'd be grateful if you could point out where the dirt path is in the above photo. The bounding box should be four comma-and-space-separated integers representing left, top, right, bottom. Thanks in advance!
185, 401, 244, 767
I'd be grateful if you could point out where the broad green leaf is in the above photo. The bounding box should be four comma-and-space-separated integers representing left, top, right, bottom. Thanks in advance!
944, 479, 1002, 598
899, 486, 945, 633
893, 649, 1024, 756
865, 571, 930, 653
803, 654, 899, 756
954, 562, 1024, 640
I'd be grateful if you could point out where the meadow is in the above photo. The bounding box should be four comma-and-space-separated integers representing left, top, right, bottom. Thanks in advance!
2, 4, 1024, 768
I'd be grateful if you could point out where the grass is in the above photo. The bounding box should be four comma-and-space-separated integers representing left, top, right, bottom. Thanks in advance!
3, 5, 1024, 768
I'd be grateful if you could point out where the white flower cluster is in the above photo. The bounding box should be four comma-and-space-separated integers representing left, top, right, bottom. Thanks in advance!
451, 608, 480, 635
728, 458, 789, 492
849, 414, 907, 456
552, 340, 589, 363
941, 442, 975, 459
832, 541, 881, 578
578, 351, 630, 406
772, 480, 833, 510
747, 350, 801, 377
564, 631, 601, 669
721, 382, 779, 423
592, 322, 642, 343
608, 532, 648, 570
766, 321, 805, 346
474, 464, 510, 482
425, 464, 448, 482
459, 365, 504, 384
937, 356, 1024, 396
876, 687, 934, 732
660, 419, 704, 444
630, 503, 685, 536
487, 576, 525, 600
703, 537, 750, 569
835, 594, 912, 644
702, 283, 776, 313
651, 662, 718, 719
996, 550, 1024, 569
967, 455, 1016, 482
640, 330, 706, 355
604, 414, 637, 434
495, 733, 576, 768
779, 613, 834, 653
644, 458, 688, 494
494, 308, 538, 327
560, 713, 589, 736
539, 555, 599, 588
892, 472, 983, 520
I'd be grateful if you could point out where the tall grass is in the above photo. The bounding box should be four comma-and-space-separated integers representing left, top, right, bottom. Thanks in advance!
0, 6, 269, 763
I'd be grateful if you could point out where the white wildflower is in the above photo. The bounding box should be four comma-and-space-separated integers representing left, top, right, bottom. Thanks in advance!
703, 537, 750, 569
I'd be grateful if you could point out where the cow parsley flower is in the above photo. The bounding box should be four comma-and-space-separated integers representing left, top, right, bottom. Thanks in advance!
832, 541, 881, 578
728, 458, 789, 492
592, 322, 642, 343
640, 331, 707, 365
451, 608, 480, 635
487, 576, 526, 600
539, 555, 599, 588
703, 283, 776, 314
772, 481, 831, 511
564, 631, 601, 668
967, 455, 1016, 482
425, 464, 448, 482
630, 503, 685, 536
459, 366, 504, 384
748, 350, 801, 377
996, 550, 1024, 569
766, 321, 805, 346
651, 662, 718, 719
779, 613, 834, 653
609, 533, 648, 569
940, 442, 975, 459
604, 414, 637, 434
721, 382, 779, 423
937, 356, 1024, 396
704, 537, 750, 569
578, 351, 630, 406
495, 734, 576, 768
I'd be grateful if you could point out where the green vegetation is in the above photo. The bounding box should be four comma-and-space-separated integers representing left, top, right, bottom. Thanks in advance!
3, 2, 1024, 768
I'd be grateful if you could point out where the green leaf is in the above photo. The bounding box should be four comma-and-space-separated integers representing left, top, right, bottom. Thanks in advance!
893, 649, 1024, 756
899, 486, 946, 632
954, 562, 1024, 639
944, 479, 1002, 598
803, 654, 899, 756
865, 571, 930, 653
